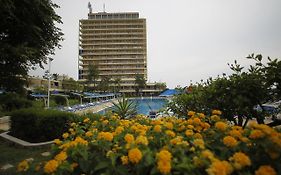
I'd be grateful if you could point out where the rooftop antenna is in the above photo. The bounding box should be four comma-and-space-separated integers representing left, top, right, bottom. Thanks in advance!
103, 3, 106, 12
88, 2, 92, 13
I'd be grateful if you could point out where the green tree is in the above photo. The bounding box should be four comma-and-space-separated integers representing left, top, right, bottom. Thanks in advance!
0, 0, 63, 93
87, 63, 99, 90
113, 77, 122, 93
98, 76, 111, 93
135, 74, 146, 96
169, 54, 279, 126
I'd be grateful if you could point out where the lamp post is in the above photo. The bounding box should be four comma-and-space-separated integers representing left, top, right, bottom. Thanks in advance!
47, 58, 53, 108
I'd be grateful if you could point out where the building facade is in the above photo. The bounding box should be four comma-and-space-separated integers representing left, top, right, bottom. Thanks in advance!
79, 11, 165, 95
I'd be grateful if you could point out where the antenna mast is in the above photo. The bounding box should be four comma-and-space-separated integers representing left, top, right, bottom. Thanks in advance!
88, 2, 92, 14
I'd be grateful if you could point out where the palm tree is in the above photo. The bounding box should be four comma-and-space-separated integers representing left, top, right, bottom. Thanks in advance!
112, 97, 137, 119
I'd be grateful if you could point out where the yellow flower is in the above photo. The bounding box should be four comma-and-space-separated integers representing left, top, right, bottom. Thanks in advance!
121, 156, 129, 165
187, 124, 194, 129
215, 122, 228, 131
85, 131, 93, 137
44, 160, 59, 174
62, 132, 69, 139
185, 129, 194, 137
128, 148, 142, 164
229, 152, 251, 170
229, 129, 242, 139
193, 118, 201, 125
211, 115, 220, 122
157, 150, 172, 162
53, 139, 62, 145
157, 160, 172, 174
102, 120, 109, 125
201, 150, 215, 161
212, 110, 222, 115
249, 130, 265, 139
97, 132, 114, 142
17, 160, 29, 172
188, 111, 195, 116
165, 130, 176, 137
154, 125, 162, 132
136, 135, 149, 145
206, 160, 233, 175
115, 126, 124, 135
157, 150, 172, 174
194, 133, 203, 139
164, 122, 173, 130
74, 136, 88, 145
223, 136, 238, 147
55, 151, 67, 162
83, 118, 90, 123
194, 139, 205, 149
124, 134, 135, 143
170, 136, 183, 145
255, 165, 277, 175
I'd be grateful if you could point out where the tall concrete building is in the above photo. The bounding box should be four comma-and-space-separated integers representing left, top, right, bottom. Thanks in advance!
79, 10, 165, 95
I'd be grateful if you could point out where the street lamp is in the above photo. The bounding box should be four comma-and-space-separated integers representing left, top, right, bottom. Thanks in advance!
47, 58, 53, 108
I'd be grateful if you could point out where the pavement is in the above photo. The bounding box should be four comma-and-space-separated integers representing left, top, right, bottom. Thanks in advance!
75, 99, 117, 115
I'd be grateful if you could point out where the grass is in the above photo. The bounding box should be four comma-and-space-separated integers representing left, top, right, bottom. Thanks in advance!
0, 139, 51, 174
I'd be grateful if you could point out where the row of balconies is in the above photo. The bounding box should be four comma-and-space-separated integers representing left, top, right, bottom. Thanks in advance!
80, 28, 145, 32
80, 20, 144, 25
80, 31, 144, 35
80, 32, 145, 37
80, 23, 145, 28
80, 52, 145, 56
80, 62, 145, 66
79, 41, 143, 45
81, 46, 145, 51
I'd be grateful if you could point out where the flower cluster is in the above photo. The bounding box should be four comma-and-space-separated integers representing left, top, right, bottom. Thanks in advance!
19, 111, 281, 175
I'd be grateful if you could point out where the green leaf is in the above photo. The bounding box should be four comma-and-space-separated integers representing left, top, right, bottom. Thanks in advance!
94, 161, 109, 172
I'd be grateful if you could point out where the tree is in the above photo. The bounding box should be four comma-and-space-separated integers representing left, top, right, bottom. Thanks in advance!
87, 63, 99, 90
0, 0, 63, 93
98, 76, 111, 93
135, 74, 146, 96
113, 77, 122, 93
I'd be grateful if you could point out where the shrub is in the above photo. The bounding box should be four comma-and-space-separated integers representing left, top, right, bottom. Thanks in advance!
53, 95, 68, 106
0, 93, 32, 112
10, 108, 78, 142
20, 111, 281, 175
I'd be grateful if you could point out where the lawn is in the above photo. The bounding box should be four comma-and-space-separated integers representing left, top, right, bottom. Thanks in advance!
0, 140, 51, 174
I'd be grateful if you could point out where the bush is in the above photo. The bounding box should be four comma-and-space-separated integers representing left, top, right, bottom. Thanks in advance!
19, 111, 281, 175
53, 95, 68, 106
0, 93, 32, 112
10, 108, 78, 142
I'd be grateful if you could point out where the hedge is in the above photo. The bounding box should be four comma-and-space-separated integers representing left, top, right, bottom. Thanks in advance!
10, 108, 78, 142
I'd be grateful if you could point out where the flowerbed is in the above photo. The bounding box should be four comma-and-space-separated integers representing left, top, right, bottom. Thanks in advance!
17, 111, 281, 175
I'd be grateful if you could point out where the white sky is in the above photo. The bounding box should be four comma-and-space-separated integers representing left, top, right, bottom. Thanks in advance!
30, 0, 281, 88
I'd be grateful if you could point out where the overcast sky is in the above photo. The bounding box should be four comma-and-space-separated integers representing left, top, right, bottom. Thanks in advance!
30, 0, 281, 88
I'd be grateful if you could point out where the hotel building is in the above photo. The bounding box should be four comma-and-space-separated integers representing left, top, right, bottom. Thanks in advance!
78, 11, 165, 95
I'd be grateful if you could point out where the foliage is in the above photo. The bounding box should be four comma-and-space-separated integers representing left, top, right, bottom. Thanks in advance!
53, 95, 68, 106
98, 76, 111, 93
10, 108, 77, 142
113, 78, 122, 93
0, 0, 63, 93
135, 74, 146, 95
169, 54, 280, 126
20, 111, 281, 175
87, 63, 100, 89
112, 97, 137, 119
0, 93, 32, 112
